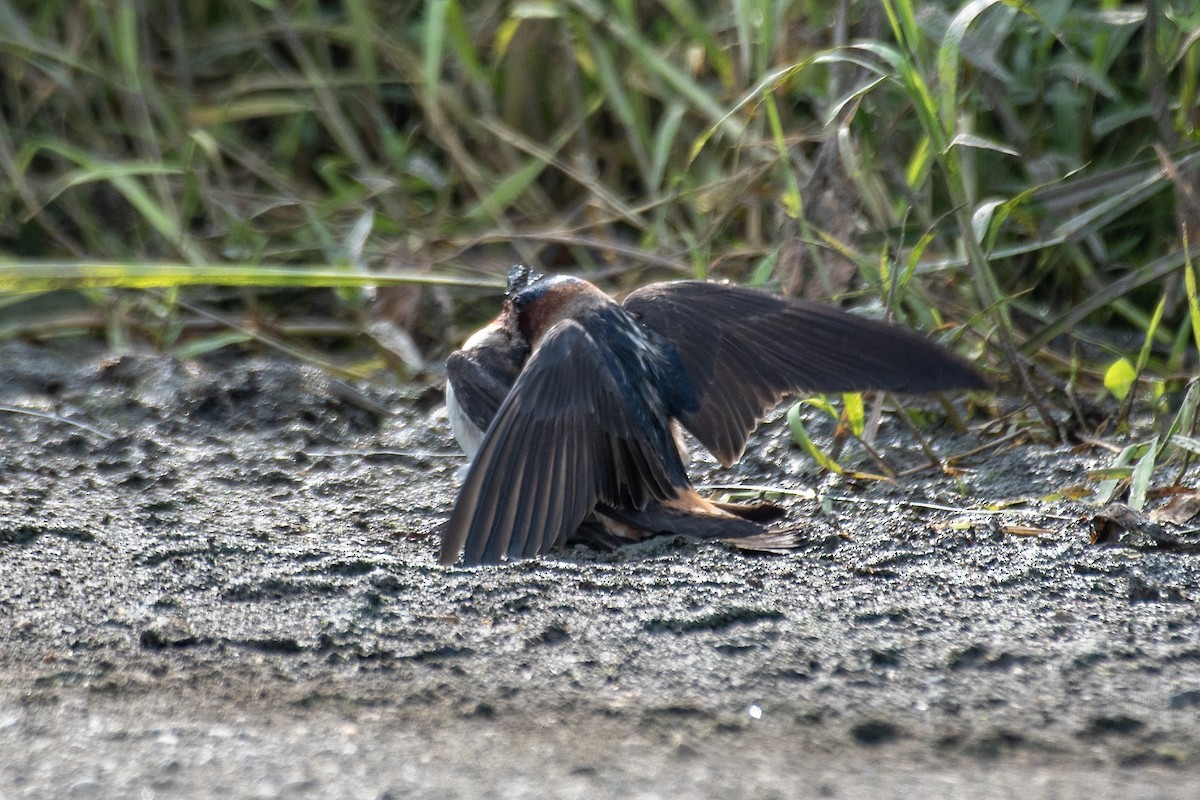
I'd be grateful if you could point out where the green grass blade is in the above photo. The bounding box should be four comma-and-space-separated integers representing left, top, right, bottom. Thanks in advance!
1185, 227, 1200, 363
464, 156, 553, 222
566, 0, 741, 138
1128, 437, 1158, 512
764, 93, 801, 218
0, 262, 504, 292
1095, 444, 1137, 505
937, 0, 1002, 132
423, 0, 449, 102
787, 402, 845, 475
1135, 294, 1167, 375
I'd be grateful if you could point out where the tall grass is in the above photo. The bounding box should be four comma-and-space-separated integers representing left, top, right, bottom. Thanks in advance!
0, 1, 1197, 421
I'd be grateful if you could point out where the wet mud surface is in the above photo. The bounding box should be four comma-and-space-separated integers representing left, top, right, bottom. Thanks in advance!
2, 341, 1199, 798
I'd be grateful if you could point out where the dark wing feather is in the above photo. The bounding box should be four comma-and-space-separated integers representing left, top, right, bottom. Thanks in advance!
440, 320, 683, 566
624, 281, 986, 467
445, 339, 527, 429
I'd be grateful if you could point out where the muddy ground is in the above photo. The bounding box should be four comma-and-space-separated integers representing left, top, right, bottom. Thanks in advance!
1, 340, 1199, 799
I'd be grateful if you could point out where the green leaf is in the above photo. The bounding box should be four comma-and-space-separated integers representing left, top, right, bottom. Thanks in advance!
1160, 381, 1200, 460
947, 132, 1019, 157
787, 403, 845, 474
1103, 357, 1137, 401
1087, 466, 1134, 481
1172, 435, 1200, 456
1128, 436, 1158, 512
842, 393, 865, 437
971, 199, 1005, 245
1094, 444, 1137, 505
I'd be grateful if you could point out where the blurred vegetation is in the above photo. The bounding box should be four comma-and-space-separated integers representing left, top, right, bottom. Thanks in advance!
1, 0, 1198, 451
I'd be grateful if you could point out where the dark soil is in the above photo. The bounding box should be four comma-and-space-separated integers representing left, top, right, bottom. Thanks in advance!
1, 341, 1199, 799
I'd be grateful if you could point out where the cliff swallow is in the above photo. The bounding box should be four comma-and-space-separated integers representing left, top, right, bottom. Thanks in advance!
442, 267, 986, 566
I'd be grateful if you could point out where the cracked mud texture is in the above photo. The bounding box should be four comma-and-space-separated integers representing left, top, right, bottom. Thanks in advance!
1, 340, 1199, 799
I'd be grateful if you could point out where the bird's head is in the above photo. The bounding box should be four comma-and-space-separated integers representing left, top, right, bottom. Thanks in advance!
501, 269, 610, 345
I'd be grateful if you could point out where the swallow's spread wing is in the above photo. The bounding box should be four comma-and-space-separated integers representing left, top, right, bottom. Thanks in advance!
440, 319, 684, 566
624, 281, 986, 467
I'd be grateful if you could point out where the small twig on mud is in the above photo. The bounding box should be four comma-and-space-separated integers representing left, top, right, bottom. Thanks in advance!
697, 483, 818, 500
887, 392, 942, 468
0, 404, 114, 439
323, 379, 396, 417
844, 429, 898, 479
824, 493, 1078, 521
895, 429, 1030, 477
1072, 435, 1126, 455
304, 448, 463, 459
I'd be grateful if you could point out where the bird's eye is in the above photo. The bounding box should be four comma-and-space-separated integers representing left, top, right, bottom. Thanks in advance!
511, 295, 527, 313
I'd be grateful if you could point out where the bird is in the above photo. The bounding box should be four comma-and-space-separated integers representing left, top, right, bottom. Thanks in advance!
441, 265, 987, 566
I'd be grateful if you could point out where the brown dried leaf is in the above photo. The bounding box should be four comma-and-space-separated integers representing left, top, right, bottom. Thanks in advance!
1151, 491, 1200, 526
1090, 503, 1179, 547
1002, 524, 1051, 537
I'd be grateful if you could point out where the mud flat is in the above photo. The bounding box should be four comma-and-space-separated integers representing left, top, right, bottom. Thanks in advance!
1, 341, 1198, 798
